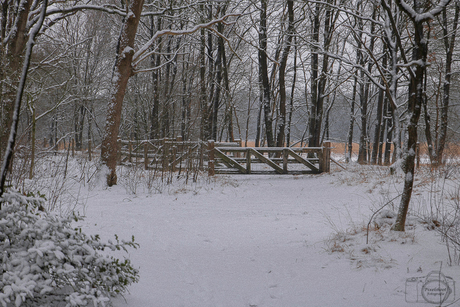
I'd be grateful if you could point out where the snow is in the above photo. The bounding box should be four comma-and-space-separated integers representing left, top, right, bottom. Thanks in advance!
66, 164, 460, 307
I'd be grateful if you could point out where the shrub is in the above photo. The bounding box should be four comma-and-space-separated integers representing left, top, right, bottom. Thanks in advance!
0, 190, 139, 307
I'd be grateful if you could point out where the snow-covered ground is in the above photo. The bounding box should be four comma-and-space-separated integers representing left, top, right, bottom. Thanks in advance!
58, 162, 460, 307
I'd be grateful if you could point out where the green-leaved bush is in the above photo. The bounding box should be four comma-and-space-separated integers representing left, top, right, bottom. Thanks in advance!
0, 190, 139, 306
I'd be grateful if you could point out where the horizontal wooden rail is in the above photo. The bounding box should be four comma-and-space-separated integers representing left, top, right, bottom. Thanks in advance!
208, 141, 331, 175
115, 138, 331, 175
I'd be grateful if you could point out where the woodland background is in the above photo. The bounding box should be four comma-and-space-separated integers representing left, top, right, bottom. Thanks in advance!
2, 0, 460, 229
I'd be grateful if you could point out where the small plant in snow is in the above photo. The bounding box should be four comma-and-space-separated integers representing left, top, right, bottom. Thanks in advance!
0, 190, 139, 307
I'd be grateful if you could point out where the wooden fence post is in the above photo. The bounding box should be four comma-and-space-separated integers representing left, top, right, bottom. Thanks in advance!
128, 140, 133, 163
208, 140, 215, 176
163, 138, 169, 171
71, 138, 75, 157
283, 148, 288, 173
236, 139, 242, 158
246, 148, 251, 174
320, 141, 331, 173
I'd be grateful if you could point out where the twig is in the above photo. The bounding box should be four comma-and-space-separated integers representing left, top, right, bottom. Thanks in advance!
366, 193, 402, 244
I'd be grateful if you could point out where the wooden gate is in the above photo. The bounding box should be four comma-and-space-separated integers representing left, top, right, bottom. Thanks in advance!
208, 141, 331, 175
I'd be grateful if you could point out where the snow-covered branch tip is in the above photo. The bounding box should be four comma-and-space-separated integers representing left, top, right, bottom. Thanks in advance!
133, 13, 240, 65
395, 0, 452, 22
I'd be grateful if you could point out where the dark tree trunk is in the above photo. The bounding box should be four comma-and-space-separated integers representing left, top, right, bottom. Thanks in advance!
150, 16, 162, 139
0, 0, 33, 167
371, 80, 385, 164
0, 0, 47, 200
286, 36, 297, 147
74, 105, 86, 151
357, 9, 376, 164
258, 0, 274, 147
199, 8, 209, 141
437, 4, 459, 165
308, 3, 321, 149
276, 0, 294, 148
346, 74, 358, 163
392, 0, 431, 231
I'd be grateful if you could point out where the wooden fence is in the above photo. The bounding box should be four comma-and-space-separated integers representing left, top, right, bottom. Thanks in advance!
117, 137, 207, 171
208, 141, 331, 175
117, 138, 331, 175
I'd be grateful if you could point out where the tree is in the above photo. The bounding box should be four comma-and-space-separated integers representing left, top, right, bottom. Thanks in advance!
100, 0, 145, 186
423, 2, 460, 166
258, 0, 275, 147
100, 1, 238, 185
391, 0, 451, 231
0, 0, 48, 199
276, 0, 295, 147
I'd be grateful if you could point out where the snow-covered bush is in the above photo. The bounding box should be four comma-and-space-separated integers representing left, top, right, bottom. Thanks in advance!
0, 190, 139, 307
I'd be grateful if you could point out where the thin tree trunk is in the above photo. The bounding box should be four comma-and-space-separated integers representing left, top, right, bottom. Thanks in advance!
384, 102, 393, 166
308, 3, 321, 149
0, 0, 47, 200
200, 6, 208, 140
259, 0, 274, 147
436, 3, 459, 165
0, 0, 33, 167
346, 72, 358, 163
276, 0, 294, 148
29, 105, 36, 179
211, 26, 223, 141
150, 16, 162, 139
286, 36, 297, 147
358, 9, 376, 164
392, 2, 429, 231
371, 80, 385, 164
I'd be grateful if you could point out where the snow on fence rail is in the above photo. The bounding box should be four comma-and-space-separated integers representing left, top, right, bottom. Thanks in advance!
116, 138, 331, 175
117, 137, 207, 171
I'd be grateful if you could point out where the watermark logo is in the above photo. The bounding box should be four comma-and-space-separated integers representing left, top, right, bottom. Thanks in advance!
405, 271, 455, 305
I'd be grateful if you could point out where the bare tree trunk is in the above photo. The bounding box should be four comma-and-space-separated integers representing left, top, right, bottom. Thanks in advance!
0, 0, 47, 200
150, 16, 162, 139
377, 92, 388, 165
200, 7, 208, 141
346, 70, 358, 163
276, 0, 294, 148
357, 9, 377, 164
211, 24, 223, 141
437, 3, 459, 165
308, 3, 321, 149
259, 0, 275, 147
101, 0, 144, 186
384, 101, 393, 165
29, 105, 36, 179
0, 0, 33, 166
286, 37, 297, 147
392, 0, 433, 231
371, 60, 386, 164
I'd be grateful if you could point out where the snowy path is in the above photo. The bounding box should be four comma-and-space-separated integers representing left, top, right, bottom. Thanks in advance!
79, 173, 458, 307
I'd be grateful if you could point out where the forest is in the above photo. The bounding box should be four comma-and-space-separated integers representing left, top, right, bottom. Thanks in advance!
2, 0, 460, 305
2, 0, 460, 228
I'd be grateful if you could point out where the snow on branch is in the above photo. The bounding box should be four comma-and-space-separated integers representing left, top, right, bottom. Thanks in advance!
395, 0, 452, 22
133, 13, 240, 65
0, 0, 47, 199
